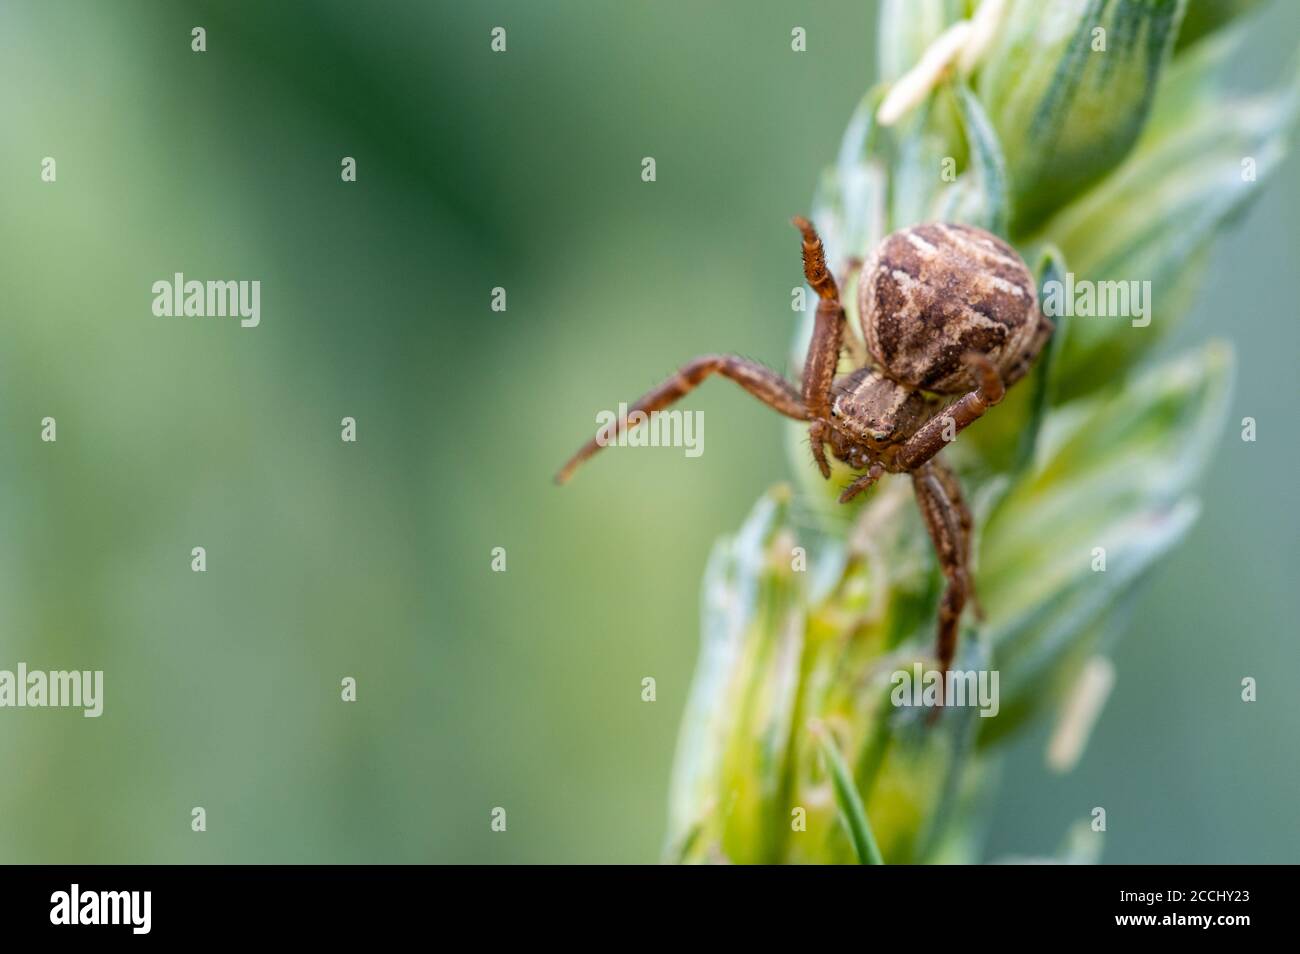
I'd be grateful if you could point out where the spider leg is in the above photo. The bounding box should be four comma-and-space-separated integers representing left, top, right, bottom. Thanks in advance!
929, 457, 984, 620
839, 462, 884, 504
555, 354, 807, 484
793, 214, 839, 306
895, 352, 1006, 472
793, 216, 846, 478
912, 463, 972, 711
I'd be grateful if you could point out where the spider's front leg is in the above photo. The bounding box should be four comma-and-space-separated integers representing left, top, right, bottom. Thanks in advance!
896, 352, 1005, 472
555, 354, 807, 484
793, 216, 846, 480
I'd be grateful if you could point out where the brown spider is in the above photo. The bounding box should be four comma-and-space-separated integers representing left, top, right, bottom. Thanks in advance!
557, 217, 1051, 682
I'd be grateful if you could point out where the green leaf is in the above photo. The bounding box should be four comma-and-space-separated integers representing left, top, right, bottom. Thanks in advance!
1144, 16, 1251, 140
818, 728, 886, 864
827, 84, 891, 264
665, 487, 813, 863
978, 0, 1187, 235
979, 342, 1232, 722
889, 98, 954, 234
1013, 246, 1069, 472
836, 84, 888, 185
945, 81, 1010, 235
914, 637, 993, 861
1041, 42, 1299, 400
1174, 0, 1263, 51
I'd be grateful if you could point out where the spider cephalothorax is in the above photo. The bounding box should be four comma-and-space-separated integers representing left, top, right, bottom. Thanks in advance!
557, 217, 1052, 684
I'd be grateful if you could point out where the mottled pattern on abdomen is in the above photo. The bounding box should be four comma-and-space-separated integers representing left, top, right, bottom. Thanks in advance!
858, 222, 1042, 394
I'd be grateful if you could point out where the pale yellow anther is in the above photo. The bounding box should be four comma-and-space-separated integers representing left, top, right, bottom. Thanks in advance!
1046, 656, 1116, 773
877, 20, 973, 126
877, 0, 1009, 128
958, 0, 1008, 74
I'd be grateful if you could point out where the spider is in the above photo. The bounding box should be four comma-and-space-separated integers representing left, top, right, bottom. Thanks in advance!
557, 217, 1052, 683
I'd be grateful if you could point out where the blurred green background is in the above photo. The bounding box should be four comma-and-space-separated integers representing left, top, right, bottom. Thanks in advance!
0, 0, 1294, 863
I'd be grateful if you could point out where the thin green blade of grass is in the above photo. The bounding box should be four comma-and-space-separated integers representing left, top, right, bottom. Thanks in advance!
817, 726, 885, 865
951, 80, 1009, 236
1013, 244, 1069, 473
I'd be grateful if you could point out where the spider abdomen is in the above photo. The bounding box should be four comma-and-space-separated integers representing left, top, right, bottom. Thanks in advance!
858, 222, 1045, 394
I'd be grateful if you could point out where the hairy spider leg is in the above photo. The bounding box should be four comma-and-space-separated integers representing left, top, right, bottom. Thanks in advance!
839, 462, 885, 503
912, 463, 975, 712
793, 216, 847, 480
555, 355, 807, 484
896, 352, 1006, 472
930, 456, 983, 620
